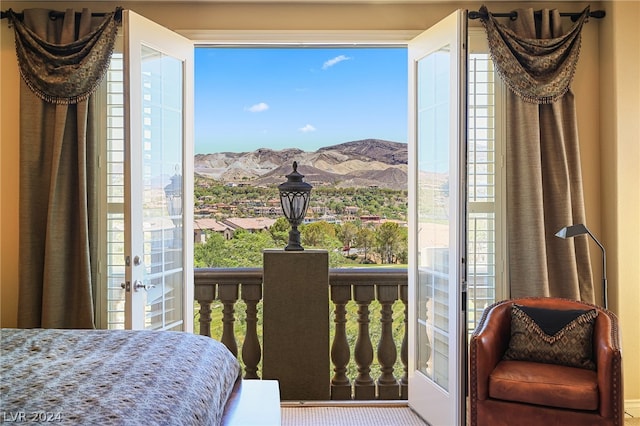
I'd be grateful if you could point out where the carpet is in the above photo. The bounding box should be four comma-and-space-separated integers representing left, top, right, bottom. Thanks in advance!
281, 405, 639, 426
281, 405, 426, 426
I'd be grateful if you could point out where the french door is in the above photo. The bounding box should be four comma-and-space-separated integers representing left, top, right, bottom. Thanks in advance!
408, 10, 467, 425
100, 11, 194, 331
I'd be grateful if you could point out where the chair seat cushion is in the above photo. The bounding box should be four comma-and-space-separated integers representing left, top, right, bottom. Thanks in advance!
489, 360, 598, 411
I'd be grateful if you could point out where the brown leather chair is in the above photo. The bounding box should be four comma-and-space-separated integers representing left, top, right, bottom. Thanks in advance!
469, 297, 623, 426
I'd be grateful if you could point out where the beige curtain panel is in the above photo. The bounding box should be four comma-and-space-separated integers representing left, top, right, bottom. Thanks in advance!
480, 6, 595, 303
7, 8, 120, 328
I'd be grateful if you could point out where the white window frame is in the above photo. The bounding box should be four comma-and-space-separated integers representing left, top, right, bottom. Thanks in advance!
467, 28, 508, 328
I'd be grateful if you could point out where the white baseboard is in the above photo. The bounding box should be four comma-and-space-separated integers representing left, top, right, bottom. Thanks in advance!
626, 399, 640, 418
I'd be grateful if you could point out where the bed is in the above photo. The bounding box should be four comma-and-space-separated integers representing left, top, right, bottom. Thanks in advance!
0, 328, 278, 425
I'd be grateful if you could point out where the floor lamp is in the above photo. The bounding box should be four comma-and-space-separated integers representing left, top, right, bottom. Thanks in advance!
555, 224, 608, 309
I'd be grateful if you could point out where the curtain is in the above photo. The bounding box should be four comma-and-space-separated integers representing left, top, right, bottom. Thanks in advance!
8, 8, 120, 328
480, 6, 595, 302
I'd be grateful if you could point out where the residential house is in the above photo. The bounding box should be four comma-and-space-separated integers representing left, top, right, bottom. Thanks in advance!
194, 218, 234, 243
222, 217, 277, 233
1, 0, 638, 416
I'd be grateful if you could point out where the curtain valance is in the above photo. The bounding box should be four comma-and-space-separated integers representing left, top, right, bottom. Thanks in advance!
479, 5, 590, 104
6, 8, 121, 104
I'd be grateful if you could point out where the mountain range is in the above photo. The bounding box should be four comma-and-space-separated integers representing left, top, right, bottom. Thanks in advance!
194, 139, 408, 190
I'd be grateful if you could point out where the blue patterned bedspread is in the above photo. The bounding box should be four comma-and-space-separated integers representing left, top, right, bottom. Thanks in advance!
0, 328, 241, 425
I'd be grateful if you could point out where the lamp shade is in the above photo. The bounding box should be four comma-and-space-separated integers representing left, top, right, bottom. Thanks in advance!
555, 223, 588, 239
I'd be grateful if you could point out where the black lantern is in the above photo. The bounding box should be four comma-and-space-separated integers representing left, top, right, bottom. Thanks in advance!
278, 161, 313, 251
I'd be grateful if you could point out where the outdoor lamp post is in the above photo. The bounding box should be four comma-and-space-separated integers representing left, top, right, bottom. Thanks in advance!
278, 161, 312, 251
555, 223, 607, 309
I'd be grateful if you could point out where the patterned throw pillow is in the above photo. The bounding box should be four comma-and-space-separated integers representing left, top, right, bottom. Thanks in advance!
503, 304, 598, 370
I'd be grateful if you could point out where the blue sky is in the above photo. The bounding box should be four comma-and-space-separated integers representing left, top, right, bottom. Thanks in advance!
194, 47, 407, 154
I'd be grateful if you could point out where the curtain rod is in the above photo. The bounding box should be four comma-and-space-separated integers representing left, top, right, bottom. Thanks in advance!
469, 9, 605, 22
2, 8, 605, 23
1, 9, 122, 21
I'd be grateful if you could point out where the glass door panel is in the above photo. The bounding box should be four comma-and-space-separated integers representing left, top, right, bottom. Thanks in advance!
417, 46, 453, 391
408, 10, 467, 426
139, 45, 184, 330
123, 10, 194, 331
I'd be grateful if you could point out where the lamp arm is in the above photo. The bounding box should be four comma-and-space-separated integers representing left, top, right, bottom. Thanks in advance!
585, 228, 608, 309
585, 229, 606, 279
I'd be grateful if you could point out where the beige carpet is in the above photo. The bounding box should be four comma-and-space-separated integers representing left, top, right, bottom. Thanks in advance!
281, 405, 639, 426
281, 405, 426, 426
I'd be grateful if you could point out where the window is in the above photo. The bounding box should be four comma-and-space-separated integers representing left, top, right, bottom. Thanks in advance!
96, 31, 505, 331
97, 52, 126, 329
467, 28, 507, 333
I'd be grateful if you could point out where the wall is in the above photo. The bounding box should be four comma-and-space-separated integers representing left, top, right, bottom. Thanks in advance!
1, 0, 637, 406
0, 10, 20, 330
599, 1, 640, 414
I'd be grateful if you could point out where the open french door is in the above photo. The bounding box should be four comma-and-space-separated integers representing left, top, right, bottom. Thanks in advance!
122, 10, 194, 331
408, 10, 467, 425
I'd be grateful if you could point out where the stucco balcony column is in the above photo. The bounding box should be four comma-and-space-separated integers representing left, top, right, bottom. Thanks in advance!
262, 249, 330, 400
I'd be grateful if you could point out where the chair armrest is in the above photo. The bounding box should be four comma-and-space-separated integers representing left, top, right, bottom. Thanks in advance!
593, 309, 623, 422
470, 301, 512, 400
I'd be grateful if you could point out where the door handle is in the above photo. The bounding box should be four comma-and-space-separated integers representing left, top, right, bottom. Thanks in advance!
134, 280, 156, 292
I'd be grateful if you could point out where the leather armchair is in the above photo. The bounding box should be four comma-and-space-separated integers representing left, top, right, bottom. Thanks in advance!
469, 297, 623, 426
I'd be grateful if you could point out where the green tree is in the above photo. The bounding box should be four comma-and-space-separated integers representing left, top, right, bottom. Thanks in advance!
339, 222, 358, 255
194, 231, 227, 267
226, 230, 276, 266
376, 221, 403, 264
396, 226, 409, 264
194, 230, 277, 267
355, 226, 375, 263
269, 217, 290, 246
301, 221, 337, 247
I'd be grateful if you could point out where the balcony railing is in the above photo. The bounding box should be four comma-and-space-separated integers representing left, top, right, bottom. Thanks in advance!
194, 267, 408, 400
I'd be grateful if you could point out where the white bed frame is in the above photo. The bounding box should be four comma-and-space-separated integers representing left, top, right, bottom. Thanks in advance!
222, 380, 281, 426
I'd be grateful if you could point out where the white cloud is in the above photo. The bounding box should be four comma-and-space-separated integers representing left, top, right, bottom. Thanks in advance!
246, 102, 269, 112
299, 124, 317, 133
322, 55, 352, 70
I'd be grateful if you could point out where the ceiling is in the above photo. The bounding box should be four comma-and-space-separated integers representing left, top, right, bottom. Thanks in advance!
21, 0, 465, 2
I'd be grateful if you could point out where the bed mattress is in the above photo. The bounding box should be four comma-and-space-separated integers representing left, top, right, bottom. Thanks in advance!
0, 328, 241, 425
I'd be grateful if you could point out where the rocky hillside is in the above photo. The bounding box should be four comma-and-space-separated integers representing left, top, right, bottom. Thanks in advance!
194, 139, 408, 190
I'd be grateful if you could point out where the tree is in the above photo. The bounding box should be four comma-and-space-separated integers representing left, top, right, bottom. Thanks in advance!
301, 221, 337, 248
194, 231, 228, 267
396, 226, 409, 264
269, 217, 290, 246
376, 221, 403, 264
194, 229, 277, 267
339, 222, 358, 255
355, 226, 375, 263
226, 230, 275, 266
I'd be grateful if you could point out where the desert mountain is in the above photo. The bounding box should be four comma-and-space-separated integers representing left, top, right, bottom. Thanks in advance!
194, 139, 408, 190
